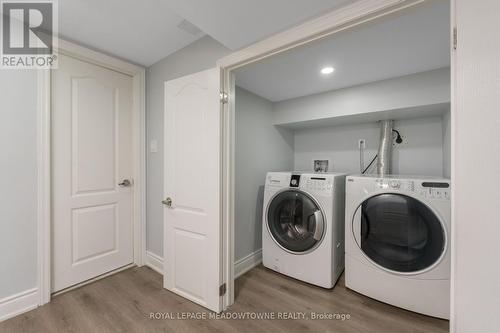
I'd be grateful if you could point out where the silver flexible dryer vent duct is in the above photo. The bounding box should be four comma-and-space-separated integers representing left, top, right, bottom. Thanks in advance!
376, 120, 394, 175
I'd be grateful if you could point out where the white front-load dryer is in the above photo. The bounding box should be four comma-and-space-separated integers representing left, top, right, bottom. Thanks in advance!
345, 175, 451, 319
262, 172, 346, 288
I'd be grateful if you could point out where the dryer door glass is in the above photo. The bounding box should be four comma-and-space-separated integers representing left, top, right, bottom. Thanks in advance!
267, 190, 325, 253
360, 194, 445, 272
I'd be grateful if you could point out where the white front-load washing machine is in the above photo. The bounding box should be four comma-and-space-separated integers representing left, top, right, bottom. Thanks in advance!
345, 174, 451, 319
262, 172, 346, 288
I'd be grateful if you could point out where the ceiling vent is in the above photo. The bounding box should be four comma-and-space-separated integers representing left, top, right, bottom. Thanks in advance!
177, 19, 203, 36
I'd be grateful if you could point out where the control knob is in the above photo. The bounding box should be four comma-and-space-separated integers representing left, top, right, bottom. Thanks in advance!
390, 181, 401, 189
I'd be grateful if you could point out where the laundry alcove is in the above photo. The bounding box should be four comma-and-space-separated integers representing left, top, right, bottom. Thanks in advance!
231, 0, 451, 275
233, 83, 451, 267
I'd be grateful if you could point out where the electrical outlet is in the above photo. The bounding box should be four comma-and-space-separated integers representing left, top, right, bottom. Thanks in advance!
358, 139, 366, 149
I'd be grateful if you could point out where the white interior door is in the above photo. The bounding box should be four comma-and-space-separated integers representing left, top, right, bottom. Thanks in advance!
163, 68, 223, 312
52, 54, 134, 292
453, 0, 500, 331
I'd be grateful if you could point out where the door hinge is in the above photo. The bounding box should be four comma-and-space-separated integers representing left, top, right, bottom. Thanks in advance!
453, 27, 457, 50
220, 91, 228, 104
219, 283, 226, 296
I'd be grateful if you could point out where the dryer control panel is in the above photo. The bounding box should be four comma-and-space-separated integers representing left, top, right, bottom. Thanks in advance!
417, 183, 451, 200
374, 178, 450, 200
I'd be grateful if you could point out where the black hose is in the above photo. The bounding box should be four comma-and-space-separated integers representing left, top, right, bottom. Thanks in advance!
362, 154, 378, 174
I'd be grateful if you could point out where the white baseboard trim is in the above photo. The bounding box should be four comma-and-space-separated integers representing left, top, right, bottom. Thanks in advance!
0, 288, 39, 322
235, 249, 262, 279
146, 249, 262, 279
145, 251, 164, 275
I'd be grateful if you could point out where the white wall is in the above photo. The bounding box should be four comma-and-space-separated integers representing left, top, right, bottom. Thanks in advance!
293, 116, 446, 177
273, 68, 450, 127
453, 0, 500, 331
235, 87, 294, 261
146, 36, 231, 257
0, 70, 38, 299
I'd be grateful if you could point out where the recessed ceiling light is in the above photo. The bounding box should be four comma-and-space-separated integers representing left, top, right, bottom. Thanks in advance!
320, 66, 335, 75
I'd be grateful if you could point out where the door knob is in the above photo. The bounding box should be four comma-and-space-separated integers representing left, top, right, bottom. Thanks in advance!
118, 179, 131, 187
162, 197, 172, 207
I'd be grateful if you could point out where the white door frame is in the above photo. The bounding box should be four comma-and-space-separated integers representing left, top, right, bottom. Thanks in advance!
217, 0, 454, 313
37, 39, 146, 305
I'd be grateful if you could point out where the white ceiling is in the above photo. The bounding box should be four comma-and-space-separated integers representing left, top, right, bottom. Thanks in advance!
59, 0, 204, 66
162, 0, 354, 50
234, 0, 451, 102
58, 0, 355, 67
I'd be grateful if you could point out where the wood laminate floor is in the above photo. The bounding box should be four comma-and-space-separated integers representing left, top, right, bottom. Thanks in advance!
0, 265, 449, 333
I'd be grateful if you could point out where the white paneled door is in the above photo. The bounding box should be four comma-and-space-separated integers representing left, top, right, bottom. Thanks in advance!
52, 54, 134, 292
164, 68, 223, 312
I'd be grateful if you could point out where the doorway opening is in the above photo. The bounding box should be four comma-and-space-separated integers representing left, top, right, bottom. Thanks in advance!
222, 0, 451, 330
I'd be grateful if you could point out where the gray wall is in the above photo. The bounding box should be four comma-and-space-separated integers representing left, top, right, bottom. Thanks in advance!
293, 115, 447, 177
0, 70, 38, 299
146, 36, 230, 257
234, 87, 294, 261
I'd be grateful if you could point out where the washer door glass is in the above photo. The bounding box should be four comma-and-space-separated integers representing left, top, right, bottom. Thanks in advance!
359, 194, 445, 272
267, 190, 325, 253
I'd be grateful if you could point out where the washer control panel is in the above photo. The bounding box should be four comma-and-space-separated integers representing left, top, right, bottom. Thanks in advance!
374, 178, 450, 200
302, 175, 334, 193
266, 172, 291, 187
